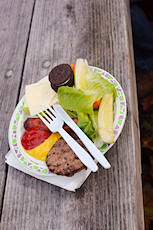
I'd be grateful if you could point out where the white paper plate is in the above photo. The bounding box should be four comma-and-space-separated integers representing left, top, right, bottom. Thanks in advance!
8, 67, 127, 175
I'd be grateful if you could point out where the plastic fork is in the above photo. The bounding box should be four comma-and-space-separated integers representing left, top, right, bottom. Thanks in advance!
37, 106, 98, 172
53, 104, 111, 169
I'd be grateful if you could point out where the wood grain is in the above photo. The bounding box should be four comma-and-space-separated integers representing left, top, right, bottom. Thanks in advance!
0, 0, 35, 217
0, 0, 144, 229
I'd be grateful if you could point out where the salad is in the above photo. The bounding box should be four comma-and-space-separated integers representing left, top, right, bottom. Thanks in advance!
57, 59, 116, 146
20, 58, 117, 176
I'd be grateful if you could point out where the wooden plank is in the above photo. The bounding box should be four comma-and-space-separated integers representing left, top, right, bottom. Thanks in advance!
1, 0, 144, 229
0, 0, 35, 217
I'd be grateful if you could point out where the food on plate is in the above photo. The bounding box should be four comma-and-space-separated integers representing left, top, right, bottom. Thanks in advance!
21, 128, 51, 150
22, 132, 61, 161
24, 118, 50, 131
24, 117, 78, 132
58, 86, 97, 114
89, 110, 103, 148
77, 113, 96, 140
49, 64, 74, 92
70, 64, 75, 74
93, 99, 101, 109
63, 118, 78, 132
74, 58, 89, 89
21, 117, 78, 161
85, 70, 117, 100
21, 58, 117, 176
46, 133, 86, 176
25, 77, 58, 116
98, 93, 114, 143
57, 59, 116, 145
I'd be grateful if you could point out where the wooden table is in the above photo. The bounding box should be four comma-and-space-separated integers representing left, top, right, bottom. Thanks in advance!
0, 0, 145, 229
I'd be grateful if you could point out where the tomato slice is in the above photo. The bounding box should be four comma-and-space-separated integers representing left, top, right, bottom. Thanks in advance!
21, 128, 51, 150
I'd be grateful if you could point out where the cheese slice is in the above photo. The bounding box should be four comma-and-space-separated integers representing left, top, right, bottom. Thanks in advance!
24, 133, 61, 161
25, 77, 57, 116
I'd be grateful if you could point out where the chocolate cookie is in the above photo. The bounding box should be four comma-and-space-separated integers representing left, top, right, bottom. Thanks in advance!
49, 64, 74, 92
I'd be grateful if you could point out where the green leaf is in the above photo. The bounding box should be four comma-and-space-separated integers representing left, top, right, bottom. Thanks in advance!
58, 86, 97, 114
86, 71, 117, 100
64, 110, 77, 119
77, 113, 96, 140
90, 111, 103, 148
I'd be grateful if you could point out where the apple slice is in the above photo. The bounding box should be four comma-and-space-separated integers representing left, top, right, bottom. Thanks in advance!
74, 58, 89, 89
98, 93, 114, 144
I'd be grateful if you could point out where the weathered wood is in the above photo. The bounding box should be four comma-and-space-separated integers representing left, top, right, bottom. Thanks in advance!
1, 0, 144, 229
0, 0, 35, 217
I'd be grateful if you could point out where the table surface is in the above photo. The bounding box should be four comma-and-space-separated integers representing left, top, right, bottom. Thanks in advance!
0, 0, 145, 229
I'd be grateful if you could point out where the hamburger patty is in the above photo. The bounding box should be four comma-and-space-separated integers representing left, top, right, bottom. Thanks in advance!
46, 134, 87, 177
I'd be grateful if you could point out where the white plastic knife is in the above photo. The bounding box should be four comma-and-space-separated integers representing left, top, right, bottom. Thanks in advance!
53, 104, 111, 169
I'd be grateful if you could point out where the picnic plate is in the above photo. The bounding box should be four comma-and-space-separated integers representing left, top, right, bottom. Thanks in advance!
8, 67, 127, 176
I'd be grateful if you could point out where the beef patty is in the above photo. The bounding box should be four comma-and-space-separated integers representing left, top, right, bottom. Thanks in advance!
46, 134, 87, 177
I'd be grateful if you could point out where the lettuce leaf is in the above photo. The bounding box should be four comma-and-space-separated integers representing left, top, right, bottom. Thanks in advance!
77, 113, 96, 140
89, 110, 98, 130
64, 109, 77, 119
90, 111, 103, 148
58, 86, 97, 114
86, 71, 117, 100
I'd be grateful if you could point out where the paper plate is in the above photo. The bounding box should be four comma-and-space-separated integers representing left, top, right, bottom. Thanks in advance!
8, 67, 127, 175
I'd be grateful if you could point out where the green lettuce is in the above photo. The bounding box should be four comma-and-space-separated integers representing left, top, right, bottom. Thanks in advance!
90, 111, 103, 148
77, 113, 96, 140
64, 109, 77, 119
89, 110, 98, 131
86, 71, 117, 100
58, 86, 97, 114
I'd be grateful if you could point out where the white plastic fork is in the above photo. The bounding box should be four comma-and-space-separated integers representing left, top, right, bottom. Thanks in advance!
53, 104, 111, 169
37, 106, 98, 172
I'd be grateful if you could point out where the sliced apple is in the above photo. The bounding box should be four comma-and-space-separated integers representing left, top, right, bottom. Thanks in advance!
98, 93, 114, 143
74, 58, 89, 90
